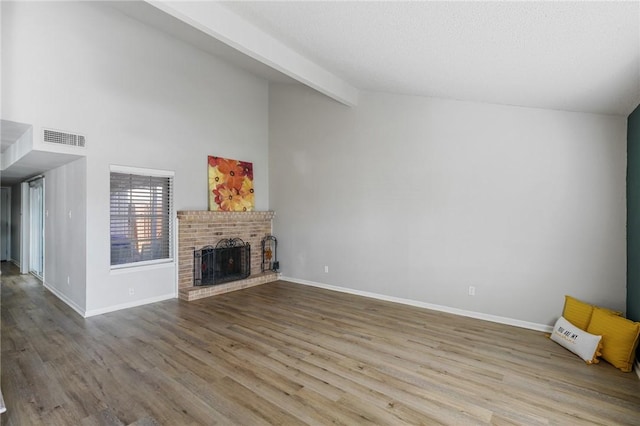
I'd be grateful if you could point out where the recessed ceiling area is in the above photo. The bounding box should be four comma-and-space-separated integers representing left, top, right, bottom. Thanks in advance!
1, 119, 30, 152
0, 120, 84, 186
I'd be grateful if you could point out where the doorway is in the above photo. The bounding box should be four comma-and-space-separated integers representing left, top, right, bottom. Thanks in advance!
0, 187, 10, 262
29, 177, 44, 280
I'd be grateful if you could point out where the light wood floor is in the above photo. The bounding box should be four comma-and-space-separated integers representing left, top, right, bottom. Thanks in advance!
1, 263, 639, 425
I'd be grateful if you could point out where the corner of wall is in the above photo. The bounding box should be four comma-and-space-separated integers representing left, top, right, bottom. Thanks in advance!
43, 281, 86, 318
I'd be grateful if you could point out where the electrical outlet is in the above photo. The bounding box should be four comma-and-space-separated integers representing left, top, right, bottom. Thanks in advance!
324, 265, 329, 273
67, 276, 70, 286
468, 286, 476, 296
129, 288, 135, 296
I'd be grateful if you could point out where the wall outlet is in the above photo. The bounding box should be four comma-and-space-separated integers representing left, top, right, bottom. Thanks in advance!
129, 288, 135, 296
324, 265, 329, 273
67, 276, 70, 286
468, 286, 476, 296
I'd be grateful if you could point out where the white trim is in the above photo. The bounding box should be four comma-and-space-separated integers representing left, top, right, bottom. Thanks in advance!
174, 217, 180, 297
84, 292, 176, 318
110, 258, 175, 273
45, 280, 176, 318
43, 281, 85, 318
634, 359, 640, 380
20, 182, 29, 274
0, 187, 12, 263
109, 166, 175, 271
282, 276, 553, 333
110, 164, 175, 177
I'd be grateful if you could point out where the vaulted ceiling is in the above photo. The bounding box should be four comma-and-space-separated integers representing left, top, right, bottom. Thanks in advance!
3, 1, 640, 186
130, 0, 639, 116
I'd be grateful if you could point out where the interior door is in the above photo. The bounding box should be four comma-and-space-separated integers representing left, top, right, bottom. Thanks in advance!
0, 187, 10, 262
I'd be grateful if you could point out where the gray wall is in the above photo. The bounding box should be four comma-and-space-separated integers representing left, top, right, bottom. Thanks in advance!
269, 84, 627, 327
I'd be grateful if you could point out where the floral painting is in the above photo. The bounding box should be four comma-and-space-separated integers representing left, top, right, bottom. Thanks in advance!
208, 156, 254, 211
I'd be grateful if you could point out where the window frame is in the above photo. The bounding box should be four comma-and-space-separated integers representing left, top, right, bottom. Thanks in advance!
109, 165, 175, 270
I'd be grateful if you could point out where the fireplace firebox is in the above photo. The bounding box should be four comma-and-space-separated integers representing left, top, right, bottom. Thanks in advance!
193, 238, 250, 286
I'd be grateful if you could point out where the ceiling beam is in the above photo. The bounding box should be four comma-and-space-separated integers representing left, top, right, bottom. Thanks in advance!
145, 1, 359, 107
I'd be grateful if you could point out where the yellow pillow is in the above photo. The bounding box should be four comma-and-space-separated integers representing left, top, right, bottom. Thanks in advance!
587, 307, 640, 372
563, 296, 594, 330
563, 295, 622, 331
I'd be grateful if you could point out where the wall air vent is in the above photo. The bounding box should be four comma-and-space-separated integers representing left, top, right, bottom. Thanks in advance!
43, 128, 86, 148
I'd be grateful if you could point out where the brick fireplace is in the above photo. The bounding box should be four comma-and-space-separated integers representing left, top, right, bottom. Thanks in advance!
177, 210, 280, 301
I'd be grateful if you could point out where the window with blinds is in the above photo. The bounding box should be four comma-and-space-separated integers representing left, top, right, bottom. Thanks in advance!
110, 168, 173, 267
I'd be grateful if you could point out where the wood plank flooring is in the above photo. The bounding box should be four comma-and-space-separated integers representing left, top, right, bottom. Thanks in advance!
1, 262, 639, 425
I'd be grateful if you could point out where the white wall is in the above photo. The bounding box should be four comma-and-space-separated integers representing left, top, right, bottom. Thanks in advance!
269, 84, 627, 327
10, 182, 20, 265
45, 159, 87, 313
2, 2, 269, 315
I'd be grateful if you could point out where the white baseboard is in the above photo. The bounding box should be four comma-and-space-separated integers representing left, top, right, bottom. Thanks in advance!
44, 281, 176, 318
84, 293, 176, 318
635, 359, 640, 380
282, 276, 553, 333
9, 259, 20, 269
43, 281, 86, 318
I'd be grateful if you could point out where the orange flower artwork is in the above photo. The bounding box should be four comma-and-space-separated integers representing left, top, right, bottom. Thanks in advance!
208, 156, 255, 211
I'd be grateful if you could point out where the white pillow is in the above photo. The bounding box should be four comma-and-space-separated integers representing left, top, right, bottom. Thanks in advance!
550, 316, 602, 364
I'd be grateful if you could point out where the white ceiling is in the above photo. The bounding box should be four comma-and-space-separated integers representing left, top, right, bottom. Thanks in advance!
219, 1, 640, 116
3, 1, 639, 187
0, 120, 84, 186
1, 120, 30, 152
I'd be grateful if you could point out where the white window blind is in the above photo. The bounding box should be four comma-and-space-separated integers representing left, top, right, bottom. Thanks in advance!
110, 171, 173, 267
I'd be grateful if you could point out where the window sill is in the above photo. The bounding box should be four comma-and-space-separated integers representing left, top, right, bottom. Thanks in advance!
110, 260, 175, 275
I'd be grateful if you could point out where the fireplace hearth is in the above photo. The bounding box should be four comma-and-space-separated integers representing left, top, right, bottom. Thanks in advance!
177, 210, 279, 301
194, 238, 250, 286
